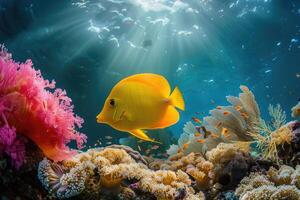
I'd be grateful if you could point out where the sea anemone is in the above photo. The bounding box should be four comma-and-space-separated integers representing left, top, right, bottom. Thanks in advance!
0, 46, 87, 167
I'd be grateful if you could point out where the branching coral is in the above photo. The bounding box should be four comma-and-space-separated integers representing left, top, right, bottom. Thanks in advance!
249, 104, 293, 162
38, 147, 204, 200
277, 121, 300, 166
235, 165, 300, 200
0, 46, 86, 166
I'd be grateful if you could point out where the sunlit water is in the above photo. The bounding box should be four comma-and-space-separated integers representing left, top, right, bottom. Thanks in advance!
0, 0, 299, 146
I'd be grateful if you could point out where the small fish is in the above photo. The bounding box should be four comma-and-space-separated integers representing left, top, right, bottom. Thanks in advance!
221, 127, 229, 138
240, 112, 249, 118
106, 141, 112, 145
195, 111, 200, 115
197, 139, 206, 143
216, 122, 222, 128
235, 105, 242, 111
210, 99, 215, 104
96, 73, 185, 143
216, 106, 222, 110
105, 136, 113, 140
183, 142, 189, 150
211, 133, 219, 138
151, 145, 160, 150
192, 117, 201, 123
194, 132, 201, 137
137, 145, 142, 151
223, 111, 230, 116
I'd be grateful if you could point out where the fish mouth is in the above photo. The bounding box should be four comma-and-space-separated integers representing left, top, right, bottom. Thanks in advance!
96, 114, 105, 123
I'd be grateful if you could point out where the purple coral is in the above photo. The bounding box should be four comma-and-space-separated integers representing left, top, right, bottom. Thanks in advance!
0, 123, 25, 169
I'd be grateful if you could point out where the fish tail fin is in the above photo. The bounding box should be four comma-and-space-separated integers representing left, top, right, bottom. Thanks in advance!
169, 86, 185, 111
129, 129, 161, 144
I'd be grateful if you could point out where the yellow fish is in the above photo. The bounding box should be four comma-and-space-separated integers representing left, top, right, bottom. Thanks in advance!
96, 73, 185, 143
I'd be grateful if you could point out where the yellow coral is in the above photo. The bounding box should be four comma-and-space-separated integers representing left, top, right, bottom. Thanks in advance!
250, 120, 292, 162
148, 152, 215, 190
206, 143, 248, 164
236, 165, 300, 200
39, 147, 204, 199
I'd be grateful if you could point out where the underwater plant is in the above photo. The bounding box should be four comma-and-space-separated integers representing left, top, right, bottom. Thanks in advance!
0, 46, 87, 167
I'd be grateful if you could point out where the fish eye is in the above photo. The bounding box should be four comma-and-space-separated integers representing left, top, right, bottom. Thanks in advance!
109, 99, 115, 107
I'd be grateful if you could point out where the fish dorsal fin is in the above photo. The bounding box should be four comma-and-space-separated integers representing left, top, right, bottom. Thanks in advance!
152, 106, 179, 129
121, 73, 171, 96
129, 129, 161, 143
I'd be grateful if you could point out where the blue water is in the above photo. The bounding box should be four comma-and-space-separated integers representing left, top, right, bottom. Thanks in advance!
1, 0, 299, 145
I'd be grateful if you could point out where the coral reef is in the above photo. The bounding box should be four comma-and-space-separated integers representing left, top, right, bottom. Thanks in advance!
38, 146, 204, 200
149, 142, 255, 195
235, 165, 300, 200
0, 46, 86, 167
0, 57, 297, 200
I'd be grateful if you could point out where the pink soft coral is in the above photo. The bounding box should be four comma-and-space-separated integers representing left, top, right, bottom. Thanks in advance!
0, 46, 87, 167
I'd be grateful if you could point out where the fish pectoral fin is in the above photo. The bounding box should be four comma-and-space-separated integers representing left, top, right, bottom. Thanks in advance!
129, 129, 161, 143
123, 111, 134, 121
